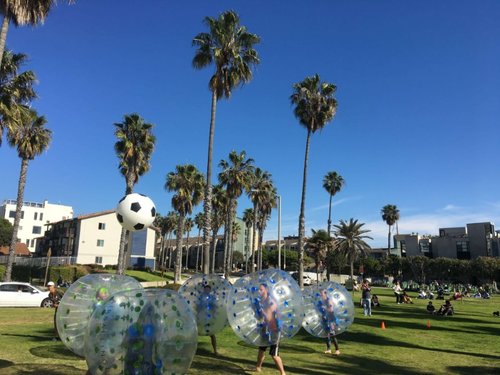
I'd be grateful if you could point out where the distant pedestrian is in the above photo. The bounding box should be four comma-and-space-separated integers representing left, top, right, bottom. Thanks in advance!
393, 281, 403, 304
47, 281, 61, 340
361, 279, 372, 316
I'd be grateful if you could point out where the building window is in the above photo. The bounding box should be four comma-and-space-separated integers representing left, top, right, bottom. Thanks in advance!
98, 223, 106, 230
456, 240, 470, 260
9, 210, 23, 219
40, 213, 43, 221
97, 240, 104, 247
30, 239, 35, 247
95, 257, 103, 264
32, 226, 41, 234
34, 212, 38, 220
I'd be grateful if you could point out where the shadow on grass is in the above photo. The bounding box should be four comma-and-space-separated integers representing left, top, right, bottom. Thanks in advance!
447, 365, 499, 374
341, 331, 500, 361
30, 345, 82, 361
0, 364, 86, 375
298, 354, 433, 375
0, 333, 54, 342
236, 340, 316, 354
354, 311, 500, 336
0, 359, 14, 369
190, 355, 248, 374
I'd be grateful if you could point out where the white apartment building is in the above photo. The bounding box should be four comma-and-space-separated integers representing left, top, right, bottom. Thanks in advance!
0, 199, 73, 252
37, 210, 158, 268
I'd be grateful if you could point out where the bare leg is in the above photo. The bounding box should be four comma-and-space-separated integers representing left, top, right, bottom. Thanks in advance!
256, 349, 265, 371
210, 335, 218, 355
271, 355, 286, 375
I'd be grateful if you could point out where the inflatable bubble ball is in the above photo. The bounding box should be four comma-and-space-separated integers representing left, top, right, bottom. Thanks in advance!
178, 274, 231, 336
227, 268, 304, 347
302, 281, 355, 337
85, 288, 198, 375
56, 273, 143, 357
116, 193, 156, 231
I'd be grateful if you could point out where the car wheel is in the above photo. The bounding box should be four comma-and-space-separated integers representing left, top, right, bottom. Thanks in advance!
41, 298, 53, 308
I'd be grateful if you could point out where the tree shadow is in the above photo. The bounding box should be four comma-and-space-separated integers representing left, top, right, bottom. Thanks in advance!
447, 365, 499, 374
0, 359, 14, 369
297, 354, 433, 375
30, 345, 82, 361
342, 331, 500, 361
0, 364, 86, 375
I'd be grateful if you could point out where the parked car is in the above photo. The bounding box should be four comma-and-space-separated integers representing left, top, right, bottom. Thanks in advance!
0, 282, 52, 307
289, 272, 313, 286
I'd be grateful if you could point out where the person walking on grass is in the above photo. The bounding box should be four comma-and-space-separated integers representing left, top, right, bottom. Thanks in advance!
319, 289, 341, 356
255, 283, 286, 375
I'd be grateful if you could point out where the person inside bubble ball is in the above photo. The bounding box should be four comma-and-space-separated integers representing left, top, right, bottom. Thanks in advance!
199, 284, 218, 355
255, 283, 286, 375
95, 287, 109, 303
319, 288, 340, 355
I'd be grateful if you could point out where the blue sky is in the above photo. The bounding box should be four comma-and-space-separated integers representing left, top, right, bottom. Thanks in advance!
1, 1, 499, 247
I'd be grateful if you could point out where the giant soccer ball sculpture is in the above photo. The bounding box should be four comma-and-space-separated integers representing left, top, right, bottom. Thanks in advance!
116, 193, 156, 231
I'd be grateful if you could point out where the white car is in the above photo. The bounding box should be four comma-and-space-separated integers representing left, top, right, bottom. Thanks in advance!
0, 282, 53, 307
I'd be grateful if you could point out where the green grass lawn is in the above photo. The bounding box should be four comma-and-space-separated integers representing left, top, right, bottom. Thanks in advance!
0, 287, 498, 374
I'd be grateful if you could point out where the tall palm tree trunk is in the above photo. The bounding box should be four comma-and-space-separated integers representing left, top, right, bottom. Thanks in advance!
195, 229, 201, 271
174, 216, 185, 284
203, 90, 217, 274
387, 224, 391, 256
211, 229, 218, 273
167, 232, 173, 268
298, 129, 312, 288
251, 201, 258, 272
185, 231, 190, 270
0, 13, 10, 70
225, 202, 235, 278
4, 158, 28, 282
117, 184, 133, 275
327, 194, 333, 236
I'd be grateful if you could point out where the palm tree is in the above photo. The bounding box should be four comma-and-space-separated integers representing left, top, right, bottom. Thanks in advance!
323, 171, 345, 236
218, 150, 254, 276
256, 185, 277, 270
230, 220, 241, 271
0, 50, 36, 145
381, 204, 400, 256
165, 164, 205, 284
210, 184, 227, 273
306, 229, 333, 284
194, 212, 205, 271
291, 74, 338, 287
192, 10, 260, 274
3, 107, 51, 281
184, 217, 194, 270
164, 211, 178, 269
248, 167, 275, 271
242, 207, 254, 272
114, 114, 155, 274
333, 218, 372, 282
0, 1, 75, 70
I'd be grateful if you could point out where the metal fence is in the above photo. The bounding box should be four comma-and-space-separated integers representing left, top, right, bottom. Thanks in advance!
0, 256, 77, 267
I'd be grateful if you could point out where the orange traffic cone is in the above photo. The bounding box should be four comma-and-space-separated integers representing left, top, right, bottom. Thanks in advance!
426, 320, 431, 329
381, 321, 386, 330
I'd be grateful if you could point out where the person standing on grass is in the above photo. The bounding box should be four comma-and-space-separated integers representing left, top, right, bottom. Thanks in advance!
361, 279, 372, 316
319, 288, 341, 355
393, 281, 403, 304
47, 281, 61, 340
199, 284, 219, 356
255, 283, 286, 375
